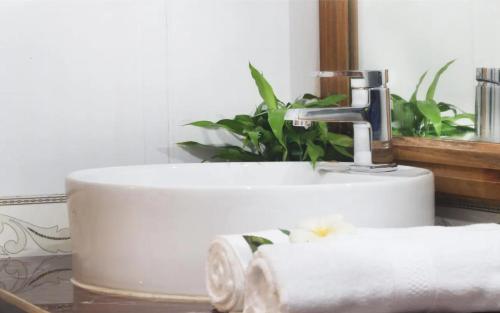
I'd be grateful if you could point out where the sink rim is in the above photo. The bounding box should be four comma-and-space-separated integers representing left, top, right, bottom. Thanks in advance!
66, 161, 432, 191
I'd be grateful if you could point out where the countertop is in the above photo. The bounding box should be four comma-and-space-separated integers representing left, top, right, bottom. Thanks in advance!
3, 255, 496, 313
0, 255, 215, 313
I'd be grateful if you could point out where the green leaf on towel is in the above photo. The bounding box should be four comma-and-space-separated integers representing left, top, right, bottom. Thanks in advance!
279, 229, 291, 236
243, 235, 274, 253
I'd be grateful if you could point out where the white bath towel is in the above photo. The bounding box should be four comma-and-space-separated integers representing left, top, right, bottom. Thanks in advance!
244, 224, 500, 313
206, 230, 290, 312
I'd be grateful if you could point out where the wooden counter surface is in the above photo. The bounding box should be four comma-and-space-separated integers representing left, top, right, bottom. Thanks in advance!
0, 255, 215, 313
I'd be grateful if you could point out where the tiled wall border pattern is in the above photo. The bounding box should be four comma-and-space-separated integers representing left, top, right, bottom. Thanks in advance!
0, 196, 70, 257
0, 195, 67, 207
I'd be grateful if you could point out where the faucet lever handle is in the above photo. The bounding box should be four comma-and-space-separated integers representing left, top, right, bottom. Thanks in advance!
315, 70, 364, 78
314, 70, 388, 88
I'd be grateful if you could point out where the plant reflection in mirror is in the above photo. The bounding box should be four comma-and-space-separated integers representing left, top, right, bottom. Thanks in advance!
178, 64, 353, 167
391, 60, 475, 138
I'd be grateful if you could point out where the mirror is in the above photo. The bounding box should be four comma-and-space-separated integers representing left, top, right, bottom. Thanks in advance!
356, 0, 499, 142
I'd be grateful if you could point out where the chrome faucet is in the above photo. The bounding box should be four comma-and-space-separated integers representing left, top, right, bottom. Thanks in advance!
285, 70, 396, 172
476, 68, 500, 142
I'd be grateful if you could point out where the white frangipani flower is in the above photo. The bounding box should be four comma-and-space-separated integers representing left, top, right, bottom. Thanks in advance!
289, 214, 355, 243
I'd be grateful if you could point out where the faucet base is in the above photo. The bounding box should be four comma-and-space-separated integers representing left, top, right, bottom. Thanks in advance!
317, 162, 397, 173
349, 163, 398, 173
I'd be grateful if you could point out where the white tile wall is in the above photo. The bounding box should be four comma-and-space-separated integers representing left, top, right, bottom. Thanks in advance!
0, 0, 319, 196
0, 0, 319, 257
0, 0, 170, 195
358, 0, 500, 114
166, 0, 319, 162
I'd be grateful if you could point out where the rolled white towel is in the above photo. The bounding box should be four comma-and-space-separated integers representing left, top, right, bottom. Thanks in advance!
206, 230, 290, 312
244, 224, 500, 313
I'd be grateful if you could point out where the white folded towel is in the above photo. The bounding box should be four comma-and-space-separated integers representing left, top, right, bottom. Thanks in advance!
206, 230, 290, 312
244, 224, 500, 313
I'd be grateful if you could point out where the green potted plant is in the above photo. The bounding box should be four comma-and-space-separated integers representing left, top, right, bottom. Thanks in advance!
391, 60, 474, 138
178, 64, 353, 166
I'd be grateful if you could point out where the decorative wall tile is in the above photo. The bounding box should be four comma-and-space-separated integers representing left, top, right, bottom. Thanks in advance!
0, 255, 72, 305
0, 200, 70, 258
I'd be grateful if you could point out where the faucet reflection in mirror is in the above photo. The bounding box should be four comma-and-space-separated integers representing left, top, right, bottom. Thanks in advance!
476, 68, 500, 143
285, 70, 396, 173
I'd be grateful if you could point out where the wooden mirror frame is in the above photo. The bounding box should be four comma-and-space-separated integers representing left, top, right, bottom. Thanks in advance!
319, 0, 500, 209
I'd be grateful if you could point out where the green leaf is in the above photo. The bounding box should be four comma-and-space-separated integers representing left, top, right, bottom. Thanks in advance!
235, 115, 255, 127
176, 141, 222, 161
243, 235, 273, 253
187, 120, 219, 128
440, 121, 475, 137
187, 118, 252, 136
332, 145, 353, 158
177, 141, 262, 162
442, 113, 475, 126
305, 140, 324, 167
392, 100, 418, 136
285, 125, 305, 147
245, 130, 261, 152
254, 102, 267, 115
177, 141, 206, 147
327, 132, 353, 147
279, 229, 291, 236
317, 122, 329, 143
255, 126, 274, 144
302, 93, 319, 100
213, 147, 262, 162
268, 109, 288, 158
455, 113, 475, 121
305, 94, 346, 108
437, 102, 458, 114
426, 60, 455, 102
289, 102, 306, 109
416, 100, 442, 136
249, 63, 278, 111
216, 119, 247, 135
266, 144, 285, 161
391, 94, 407, 102
410, 71, 428, 103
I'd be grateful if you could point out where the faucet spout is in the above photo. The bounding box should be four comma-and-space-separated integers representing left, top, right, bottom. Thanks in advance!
284, 107, 368, 124
286, 70, 395, 172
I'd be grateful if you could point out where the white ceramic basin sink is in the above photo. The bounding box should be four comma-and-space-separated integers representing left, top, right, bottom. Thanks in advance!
66, 162, 434, 300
